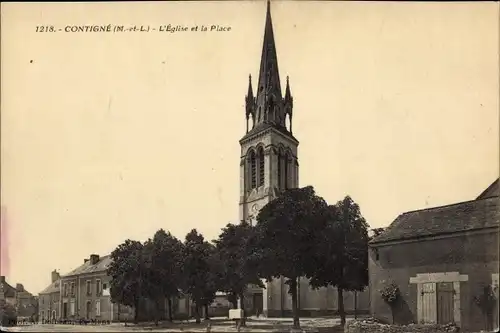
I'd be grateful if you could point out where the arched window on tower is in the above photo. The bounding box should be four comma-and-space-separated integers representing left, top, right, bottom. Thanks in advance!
250, 151, 257, 189
258, 147, 265, 187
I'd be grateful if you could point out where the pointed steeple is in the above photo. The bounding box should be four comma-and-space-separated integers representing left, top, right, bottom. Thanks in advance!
254, 0, 283, 125
246, 74, 254, 106
284, 76, 292, 101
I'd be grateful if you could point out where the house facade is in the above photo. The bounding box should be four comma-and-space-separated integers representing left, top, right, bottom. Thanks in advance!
39, 253, 192, 322
369, 179, 499, 332
1, 275, 38, 319
239, 0, 370, 317
38, 270, 61, 321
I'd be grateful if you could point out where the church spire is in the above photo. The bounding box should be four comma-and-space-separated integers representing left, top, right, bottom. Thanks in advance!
254, 0, 283, 126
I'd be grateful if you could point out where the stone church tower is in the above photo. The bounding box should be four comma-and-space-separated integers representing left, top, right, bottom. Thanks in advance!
239, 0, 299, 226
238, 1, 371, 317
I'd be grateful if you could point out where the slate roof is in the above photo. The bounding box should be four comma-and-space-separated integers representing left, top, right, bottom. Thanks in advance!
370, 196, 500, 245
477, 178, 499, 200
0, 280, 16, 298
240, 122, 298, 143
61, 255, 112, 278
39, 280, 61, 295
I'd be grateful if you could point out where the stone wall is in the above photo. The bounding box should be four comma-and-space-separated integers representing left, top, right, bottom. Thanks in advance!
346, 319, 459, 333
368, 231, 499, 332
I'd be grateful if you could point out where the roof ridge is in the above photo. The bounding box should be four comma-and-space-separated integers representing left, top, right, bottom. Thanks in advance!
401, 196, 497, 215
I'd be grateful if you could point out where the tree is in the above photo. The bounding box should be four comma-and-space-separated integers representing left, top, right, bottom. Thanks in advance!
309, 196, 370, 327
107, 239, 145, 323
255, 186, 329, 329
143, 229, 185, 322
214, 221, 264, 323
182, 229, 218, 323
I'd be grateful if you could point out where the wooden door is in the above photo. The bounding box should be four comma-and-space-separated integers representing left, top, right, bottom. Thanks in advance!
437, 282, 455, 324
420, 283, 436, 324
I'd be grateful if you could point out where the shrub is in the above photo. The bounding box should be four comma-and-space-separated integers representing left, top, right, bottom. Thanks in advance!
379, 283, 401, 324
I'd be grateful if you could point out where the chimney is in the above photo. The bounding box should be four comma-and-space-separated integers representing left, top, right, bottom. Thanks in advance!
89, 254, 100, 265
0, 276, 5, 283
51, 270, 60, 283
16, 283, 24, 292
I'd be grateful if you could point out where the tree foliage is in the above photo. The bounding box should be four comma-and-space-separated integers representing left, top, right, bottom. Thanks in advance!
214, 221, 264, 317
107, 239, 145, 323
182, 229, 218, 323
309, 196, 370, 326
142, 229, 184, 322
255, 186, 329, 328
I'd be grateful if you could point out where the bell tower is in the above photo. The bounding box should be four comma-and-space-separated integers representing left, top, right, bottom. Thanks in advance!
239, 0, 299, 226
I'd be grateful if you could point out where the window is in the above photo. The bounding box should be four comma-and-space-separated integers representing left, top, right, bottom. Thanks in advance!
250, 151, 256, 189
63, 283, 68, 297
86, 280, 92, 295
103, 283, 107, 290
70, 282, 75, 296
95, 300, 101, 316
258, 147, 264, 187
96, 279, 102, 296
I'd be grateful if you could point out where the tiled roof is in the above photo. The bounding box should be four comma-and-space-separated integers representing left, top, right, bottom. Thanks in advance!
39, 280, 61, 295
61, 255, 112, 278
370, 196, 500, 244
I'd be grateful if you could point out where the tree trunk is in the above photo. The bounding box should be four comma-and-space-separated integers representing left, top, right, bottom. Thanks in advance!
195, 304, 201, 324
354, 291, 358, 319
154, 299, 160, 326
167, 298, 173, 322
290, 278, 300, 329
204, 304, 209, 320
134, 300, 140, 324
239, 293, 246, 326
229, 293, 238, 309
338, 287, 346, 327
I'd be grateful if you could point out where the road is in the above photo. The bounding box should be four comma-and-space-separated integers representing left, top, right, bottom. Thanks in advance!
2, 324, 140, 332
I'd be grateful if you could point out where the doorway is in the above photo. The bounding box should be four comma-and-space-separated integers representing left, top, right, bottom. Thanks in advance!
86, 301, 92, 319
436, 282, 455, 324
62, 302, 68, 319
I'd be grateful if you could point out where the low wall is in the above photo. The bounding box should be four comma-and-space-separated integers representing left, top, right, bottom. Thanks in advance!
346, 319, 459, 333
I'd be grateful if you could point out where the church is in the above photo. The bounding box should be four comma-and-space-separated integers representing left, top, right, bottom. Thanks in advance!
238, 0, 370, 317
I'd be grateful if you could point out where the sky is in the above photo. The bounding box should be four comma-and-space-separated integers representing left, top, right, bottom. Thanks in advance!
1, 1, 498, 295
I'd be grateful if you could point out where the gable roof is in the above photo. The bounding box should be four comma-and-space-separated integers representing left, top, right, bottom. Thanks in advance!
61, 255, 112, 278
39, 280, 61, 295
370, 196, 500, 245
477, 178, 499, 200
0, 280, 16, 298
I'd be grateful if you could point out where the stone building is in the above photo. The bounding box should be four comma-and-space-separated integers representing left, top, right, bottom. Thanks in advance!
58, 254, 135, 321
0, 276, 37, 319
369, 178, 499, 332
239, 0, 370, 317
0, 276, 17, 307
39, 253, 192, 322
38, 270, 61, 321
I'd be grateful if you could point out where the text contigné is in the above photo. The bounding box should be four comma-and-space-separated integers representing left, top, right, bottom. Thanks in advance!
35, 24, 232, 33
